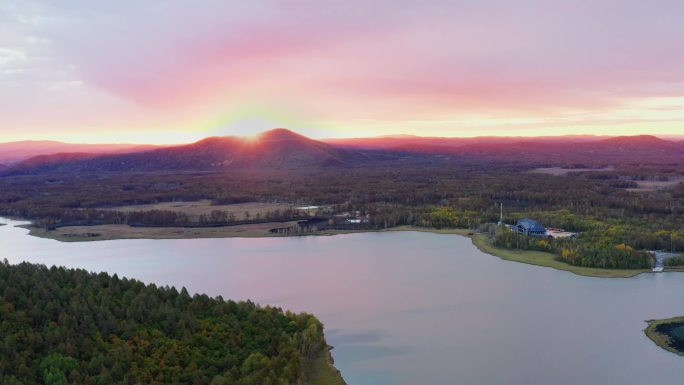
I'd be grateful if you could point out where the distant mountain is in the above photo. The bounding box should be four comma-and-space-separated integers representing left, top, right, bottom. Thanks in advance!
10, 153, 98, 170
592, 135, 682, 152
0, 140, 160, 164
555, 135, 684, 159
236, 128, 358, 166
423, 135, 684, 163
323, 134, 612, 150
336, 134, 684, 164
3, 131, 683, 176
3, 129, 365, 175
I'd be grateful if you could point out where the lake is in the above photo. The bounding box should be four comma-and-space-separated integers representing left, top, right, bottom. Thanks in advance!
2, 217, 684, 385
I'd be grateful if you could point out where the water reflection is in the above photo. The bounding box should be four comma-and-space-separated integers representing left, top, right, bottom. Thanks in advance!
1, 218, 684, 385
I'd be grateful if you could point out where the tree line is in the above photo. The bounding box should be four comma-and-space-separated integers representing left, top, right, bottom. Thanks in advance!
489, 225, 653, 269
0, 163, 683, 269
0, 261, 331, 385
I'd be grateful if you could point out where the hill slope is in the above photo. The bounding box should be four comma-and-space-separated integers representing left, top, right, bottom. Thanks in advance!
323, 134, 611, 149
0, 140, 160, 164
4, 129, 364, 175
0, 260, 346, 385
373, 134, 684, 164
4, 131, 683, 176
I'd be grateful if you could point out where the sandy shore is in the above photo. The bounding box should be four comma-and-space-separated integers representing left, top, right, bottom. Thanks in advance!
22, 222, 650, 278
25, 221, 304, 241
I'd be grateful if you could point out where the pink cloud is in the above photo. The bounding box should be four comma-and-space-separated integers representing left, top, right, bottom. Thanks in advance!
2, 0, 684, 139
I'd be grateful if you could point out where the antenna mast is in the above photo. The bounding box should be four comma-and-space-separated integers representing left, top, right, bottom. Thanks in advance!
498, 202, 503, 225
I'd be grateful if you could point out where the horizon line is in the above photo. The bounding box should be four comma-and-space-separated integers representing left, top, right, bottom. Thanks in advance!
1, 129, 683, 146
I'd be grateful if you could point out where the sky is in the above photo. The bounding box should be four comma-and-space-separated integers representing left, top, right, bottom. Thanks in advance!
1, 0, 683, 144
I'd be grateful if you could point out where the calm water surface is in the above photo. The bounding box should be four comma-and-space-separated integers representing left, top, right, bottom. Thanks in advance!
2, 218, 683, 385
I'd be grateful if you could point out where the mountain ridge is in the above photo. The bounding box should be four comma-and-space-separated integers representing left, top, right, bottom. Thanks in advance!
3, 128, 364, 175
0, 141, 162, 164
2, 129, 683, 176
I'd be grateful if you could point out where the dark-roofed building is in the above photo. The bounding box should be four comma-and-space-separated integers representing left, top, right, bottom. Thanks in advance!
515, 218, 546, 237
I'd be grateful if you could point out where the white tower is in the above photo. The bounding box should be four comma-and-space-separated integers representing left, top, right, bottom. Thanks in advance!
497, 202, 504, 226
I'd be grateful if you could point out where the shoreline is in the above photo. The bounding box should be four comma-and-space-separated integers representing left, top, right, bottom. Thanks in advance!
644, 317, 684, 356
16, 221, 649, 278
399, 227, 647, 278
308, 346, 348, 385
1, 219, 349, 384
468, 232, 648, 278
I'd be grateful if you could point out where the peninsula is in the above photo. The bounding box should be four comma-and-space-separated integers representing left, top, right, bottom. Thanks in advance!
645, 317, 684, 356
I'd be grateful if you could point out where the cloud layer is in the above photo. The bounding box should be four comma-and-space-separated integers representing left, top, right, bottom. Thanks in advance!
1, 0, 683, 142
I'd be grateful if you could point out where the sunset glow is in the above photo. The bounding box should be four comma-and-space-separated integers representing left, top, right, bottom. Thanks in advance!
1, 1, 683, 143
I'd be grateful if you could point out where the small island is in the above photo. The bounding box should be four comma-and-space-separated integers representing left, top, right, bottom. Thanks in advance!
645, 317, 684, 356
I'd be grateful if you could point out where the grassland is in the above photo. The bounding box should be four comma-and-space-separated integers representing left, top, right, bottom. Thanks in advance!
644, 316, 684, 356
26, 221, 301, 241
388, 226, 647, 278
22, 207, 649, 278
388, 226, 474, 236
27, 223, 471, 243
530, 167, 614, 176
626, 177, 684, 192
98, 200, 297, 220
26, 223, 649, 277
390, 226, 650, 278
469, 233, 648, 278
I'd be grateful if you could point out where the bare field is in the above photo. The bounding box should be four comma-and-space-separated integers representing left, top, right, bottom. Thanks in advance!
627, 177, 684, 192
530, 167, 614, 176
98, 200, 296, 220
27, 221, 301, 242
531, 167, 684, 192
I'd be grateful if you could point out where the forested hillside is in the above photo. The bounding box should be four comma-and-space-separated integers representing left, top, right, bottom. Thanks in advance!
0, 261, 343, 385
1, 134, 683, 270
1, 129, 364, 175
